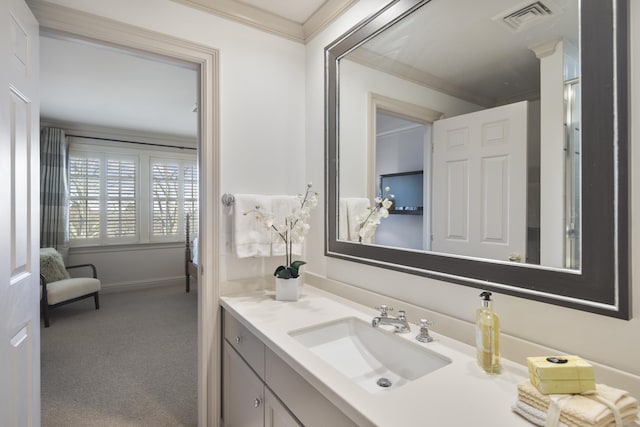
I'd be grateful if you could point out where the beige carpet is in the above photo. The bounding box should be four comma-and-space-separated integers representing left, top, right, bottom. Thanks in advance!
41, 284, 198, 427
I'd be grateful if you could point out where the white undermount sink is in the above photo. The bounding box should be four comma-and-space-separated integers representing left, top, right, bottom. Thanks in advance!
289, 317, 451, 393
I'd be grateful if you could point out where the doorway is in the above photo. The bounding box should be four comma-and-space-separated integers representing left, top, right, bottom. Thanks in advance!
31, 3, 221, 425
39, 34, 200, 425
374, 110, 430, 250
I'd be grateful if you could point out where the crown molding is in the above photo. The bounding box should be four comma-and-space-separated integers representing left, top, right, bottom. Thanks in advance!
303, 0, 359, 42
171, 0, 358, 43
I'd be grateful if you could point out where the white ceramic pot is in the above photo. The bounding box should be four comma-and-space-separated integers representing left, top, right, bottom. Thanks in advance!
275, 276, 301, 301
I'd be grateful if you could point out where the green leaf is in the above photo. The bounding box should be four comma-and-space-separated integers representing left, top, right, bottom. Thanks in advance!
290, 260, 307, 269
274, 261, 306, 278
289, 266, 299, 277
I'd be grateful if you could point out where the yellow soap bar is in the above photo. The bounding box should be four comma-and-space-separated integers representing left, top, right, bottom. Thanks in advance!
531, 375, 596, 394
527, 355, 595, 394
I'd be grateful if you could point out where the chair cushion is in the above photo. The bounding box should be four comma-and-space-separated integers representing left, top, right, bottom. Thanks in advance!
40, 248, 71, 282
46, 278, 101, 305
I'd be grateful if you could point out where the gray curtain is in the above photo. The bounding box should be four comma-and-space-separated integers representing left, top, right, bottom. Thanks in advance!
40, 127, 69, 249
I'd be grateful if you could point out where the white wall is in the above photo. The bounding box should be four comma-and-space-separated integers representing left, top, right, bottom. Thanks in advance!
306, 0, 640, 378
67, 243, 185, 291
40, 0, 307, 282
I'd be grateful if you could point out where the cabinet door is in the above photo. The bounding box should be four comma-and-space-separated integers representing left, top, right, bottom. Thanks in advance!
223, 341, 264, 427
265, 388, 301, 427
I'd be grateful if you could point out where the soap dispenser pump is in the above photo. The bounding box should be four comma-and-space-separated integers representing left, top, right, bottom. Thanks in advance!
476, 291, 501, 374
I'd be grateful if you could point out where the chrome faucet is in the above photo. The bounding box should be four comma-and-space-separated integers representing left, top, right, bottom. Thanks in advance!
372, 305, 411, 333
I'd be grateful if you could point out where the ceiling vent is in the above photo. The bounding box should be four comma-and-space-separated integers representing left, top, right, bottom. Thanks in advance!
493, 1, 557, 32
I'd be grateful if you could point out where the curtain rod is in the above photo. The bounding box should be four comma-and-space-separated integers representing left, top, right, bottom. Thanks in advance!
66, 134, 197, 151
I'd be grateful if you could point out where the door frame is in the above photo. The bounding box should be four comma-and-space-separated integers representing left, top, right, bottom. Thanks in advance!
367, 93, 442, 250
27, 1, 221, 425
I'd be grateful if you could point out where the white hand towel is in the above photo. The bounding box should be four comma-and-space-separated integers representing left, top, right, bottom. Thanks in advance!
345, 197, 372, 242
271, 195, 302, 256
192, 236, 199, 265
513, 400, 570, 427
233, 194, 272, 258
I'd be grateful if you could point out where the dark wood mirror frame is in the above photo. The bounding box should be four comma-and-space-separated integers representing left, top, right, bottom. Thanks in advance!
325, 0, 630, 319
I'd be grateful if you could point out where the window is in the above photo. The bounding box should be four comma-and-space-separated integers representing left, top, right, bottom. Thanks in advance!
183, 163, 199, 237
152, 161, 180, 237
69, 153, 138, 244
69, 156, 101, 239
69, 144, 197, 246
107, 158, 137, 238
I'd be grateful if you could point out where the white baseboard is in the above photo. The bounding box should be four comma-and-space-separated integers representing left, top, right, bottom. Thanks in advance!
100, 276, 188, 293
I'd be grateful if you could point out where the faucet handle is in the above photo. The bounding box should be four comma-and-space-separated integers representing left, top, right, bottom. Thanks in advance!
415, 319, 434, 343
416, 319, 432, 328
374, 305, 393, 316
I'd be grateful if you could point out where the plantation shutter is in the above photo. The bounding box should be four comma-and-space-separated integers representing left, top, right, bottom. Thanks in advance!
69, 156, 101, 239
107, 158, 137, 238
152, 161, 180, 237
68, 147, 197, 246
183, 163, 199, 237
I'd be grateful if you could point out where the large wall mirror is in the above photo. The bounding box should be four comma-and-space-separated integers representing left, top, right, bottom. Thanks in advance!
325, 0, 630, 318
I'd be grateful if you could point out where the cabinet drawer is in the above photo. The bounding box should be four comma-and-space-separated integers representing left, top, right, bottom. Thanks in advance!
224, 309, 265, 379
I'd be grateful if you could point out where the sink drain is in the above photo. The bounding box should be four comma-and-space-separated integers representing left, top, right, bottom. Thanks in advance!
376, 377, 392, 388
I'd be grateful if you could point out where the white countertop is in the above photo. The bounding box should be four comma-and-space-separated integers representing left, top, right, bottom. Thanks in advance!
220, 284, 533, 427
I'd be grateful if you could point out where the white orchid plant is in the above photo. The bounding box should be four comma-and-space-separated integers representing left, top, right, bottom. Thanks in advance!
244, 183, 319, 279
356, 186, 394, 242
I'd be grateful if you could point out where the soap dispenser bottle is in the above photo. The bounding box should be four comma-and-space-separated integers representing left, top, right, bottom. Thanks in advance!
476, 291, 501, 374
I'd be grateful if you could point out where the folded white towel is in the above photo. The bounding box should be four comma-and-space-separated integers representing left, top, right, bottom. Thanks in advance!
517, 381, 640, 427
512, 399, 570, 427
233, 194, 272, 258
271, 195, 302, 257
513, 399, 640, 427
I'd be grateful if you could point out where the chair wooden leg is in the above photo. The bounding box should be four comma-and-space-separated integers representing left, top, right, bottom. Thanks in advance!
186, 275, 190, 293
42, 301, 50, 328
94, 293, 100, 310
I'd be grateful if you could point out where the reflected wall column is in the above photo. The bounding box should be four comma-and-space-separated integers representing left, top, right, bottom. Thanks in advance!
530, 38, 565, 268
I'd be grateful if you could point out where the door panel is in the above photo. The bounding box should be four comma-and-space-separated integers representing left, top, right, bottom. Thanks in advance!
432, 101, 527, 263
10, 88, 31, 278
222, 341, 264, 427
1, 0, 40, 425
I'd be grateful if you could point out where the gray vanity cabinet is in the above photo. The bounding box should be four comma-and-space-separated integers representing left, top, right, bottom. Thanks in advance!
222, 309, 357, 427
222, 309, 301, 427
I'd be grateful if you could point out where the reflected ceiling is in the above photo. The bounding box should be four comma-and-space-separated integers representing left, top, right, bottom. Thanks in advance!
350, 0, 578, 106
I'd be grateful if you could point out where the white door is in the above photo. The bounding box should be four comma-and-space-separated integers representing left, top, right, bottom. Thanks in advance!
432, 101, 527, 263
0, 0, 40, 425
